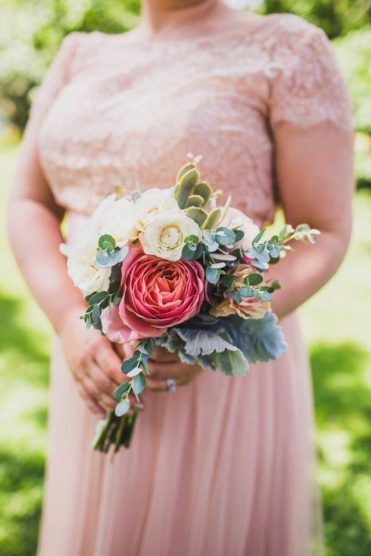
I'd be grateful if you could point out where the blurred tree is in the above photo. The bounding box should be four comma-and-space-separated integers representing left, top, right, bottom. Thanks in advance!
0, 0, 140, 130
262, 0, 371, 38
0, 0, 370, 133
335, 28, 371, 134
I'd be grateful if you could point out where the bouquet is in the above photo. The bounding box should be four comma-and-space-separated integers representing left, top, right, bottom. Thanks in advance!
63, 155, 319, 456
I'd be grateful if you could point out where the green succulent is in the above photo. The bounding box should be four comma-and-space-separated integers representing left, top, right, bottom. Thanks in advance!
174, 161, 227, 230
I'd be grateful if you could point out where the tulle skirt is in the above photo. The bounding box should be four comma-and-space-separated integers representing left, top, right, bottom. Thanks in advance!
37, 310, 323, 556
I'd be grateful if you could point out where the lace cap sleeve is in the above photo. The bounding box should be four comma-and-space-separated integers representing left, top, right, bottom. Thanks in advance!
269, 17, 353, 131
29, 32, 81, 121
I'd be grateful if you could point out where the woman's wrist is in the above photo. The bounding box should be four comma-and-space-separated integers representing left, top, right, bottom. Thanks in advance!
54, 302, 87, 336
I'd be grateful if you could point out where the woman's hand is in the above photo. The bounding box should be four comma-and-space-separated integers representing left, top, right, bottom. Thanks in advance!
59, 308, 125, 417
146, 347, 204, 392
115, 344, 203, 392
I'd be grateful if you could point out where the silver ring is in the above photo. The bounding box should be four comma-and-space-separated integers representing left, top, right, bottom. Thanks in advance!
165, 378, 177, 393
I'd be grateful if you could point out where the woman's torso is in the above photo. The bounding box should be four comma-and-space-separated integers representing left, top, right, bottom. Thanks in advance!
36, 11, 347, 224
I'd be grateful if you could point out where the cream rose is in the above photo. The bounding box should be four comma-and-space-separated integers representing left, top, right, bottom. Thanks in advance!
92, 194, 138, 246
67, 241, 111, 297
139, 209, 201, 261
134, 188, 178, 232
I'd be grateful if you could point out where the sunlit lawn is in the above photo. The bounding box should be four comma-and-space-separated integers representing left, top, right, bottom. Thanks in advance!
0, 144, 370, 555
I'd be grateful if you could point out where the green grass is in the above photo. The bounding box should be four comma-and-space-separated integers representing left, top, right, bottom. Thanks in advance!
0, 145, 370, 555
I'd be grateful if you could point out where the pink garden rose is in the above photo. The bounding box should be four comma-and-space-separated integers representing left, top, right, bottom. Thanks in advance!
102, 247, 205, 343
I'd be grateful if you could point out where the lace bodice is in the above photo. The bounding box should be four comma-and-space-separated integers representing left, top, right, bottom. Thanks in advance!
32, 12, 352, 222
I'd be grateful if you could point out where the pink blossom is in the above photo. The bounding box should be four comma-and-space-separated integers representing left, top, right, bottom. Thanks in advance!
102, 246, 205, 343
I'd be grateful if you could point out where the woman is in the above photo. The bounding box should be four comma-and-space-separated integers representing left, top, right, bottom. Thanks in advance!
7, 0, 354, 554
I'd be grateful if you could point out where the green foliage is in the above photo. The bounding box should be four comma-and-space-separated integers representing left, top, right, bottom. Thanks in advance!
262, 0, 371, 39
334, 29, 371, 134
0, 0, 140, 129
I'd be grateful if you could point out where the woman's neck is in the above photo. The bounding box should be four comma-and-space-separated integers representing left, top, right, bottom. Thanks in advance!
137, 0, 228, 37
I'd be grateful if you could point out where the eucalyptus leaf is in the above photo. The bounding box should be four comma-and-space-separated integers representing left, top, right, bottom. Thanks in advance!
233, 229, 245, 242
121, 355, 140, 374
206, 266, 220, 284
86, 291, 108, 305
244, 273, 263, 286
182, 244, 197, 260
95, 248, 125, 268
114, 381, 131, 402
115, 399, 131, 417
132, 373, 146, 395
252, 228, 266, 245
92, 304, 101, 323
98, 234, 116, 252
220, 274, 235, 288
127, 366, 143, 378
215, 227, 236, 246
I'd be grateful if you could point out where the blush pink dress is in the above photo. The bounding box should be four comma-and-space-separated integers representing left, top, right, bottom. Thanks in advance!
31, 9, 352, 556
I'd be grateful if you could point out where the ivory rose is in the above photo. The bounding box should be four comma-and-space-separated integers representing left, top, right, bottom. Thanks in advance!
67, 241, 111, 297
134, 188, 178, 232
139, 209, 201, 261
92, 194, 138, 245
101, 247, 205, 343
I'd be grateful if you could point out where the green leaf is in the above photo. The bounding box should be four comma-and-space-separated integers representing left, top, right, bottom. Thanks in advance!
114, 381, 131, 401
252, 228, 266, 245
85, 291, 108, 305
132, 373, 146, 395
182, 244, 197, 260
121, 355, 140, 374
220, 274, 235, 288
226, 290, 242, 303
210, 262, 226, 269
184, 235, 200, 244
215, 227, 236, 246
141, 338, 157, 354
98, 234, 116, 252
244, 273, 263, 286
115, 399, 131, 417
233, 228, 245, 242
92, 304, 101, 323
206, 266, 220, 284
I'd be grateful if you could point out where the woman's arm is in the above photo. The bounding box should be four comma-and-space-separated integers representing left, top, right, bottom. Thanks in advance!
7, 91, 124, 418
269, 122, 354, 318
7, 119, 86, 332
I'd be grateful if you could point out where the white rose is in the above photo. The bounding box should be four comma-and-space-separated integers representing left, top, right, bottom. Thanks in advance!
222, 207, 260, 250
139, 209, 201, 261
67, 241, 111, 297
134, 188, 178, 232
92, 194, 138, 246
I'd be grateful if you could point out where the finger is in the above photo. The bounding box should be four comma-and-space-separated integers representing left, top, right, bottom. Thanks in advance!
148, 360, 186, 381
76, 381, 106, 417
94, 340, 125, 384
83, 375, 117, 410
88, 362, 117, 399
149, 347, 179, 363
146, 377, 179, 392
